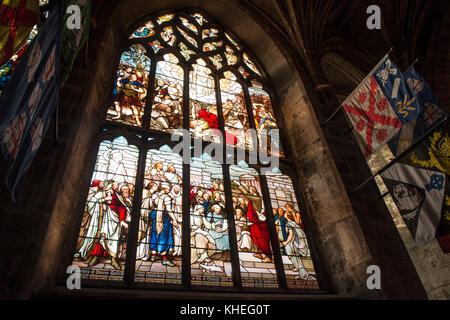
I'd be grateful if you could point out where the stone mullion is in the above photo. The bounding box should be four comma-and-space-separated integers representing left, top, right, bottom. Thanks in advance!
216, 75, 242, 289
124, 141, 147, 286
259, 173, 287, 289
181, 64, 191, 288
242, 81, 259, 159
142, 59, 157, 130
222, 163, 242, 289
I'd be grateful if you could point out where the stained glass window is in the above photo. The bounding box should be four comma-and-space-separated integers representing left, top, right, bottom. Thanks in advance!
229, 162, 278, 288
189, 60, 220, 144
249, 86, 285, 158
190, 154, 233, 286
106, 45, 151, 127
220, 72, 254, 150
130, 20, 155, 39
135, 145, 183, 284
266, 172, 318, 289
72, 9, 320, 292
150, 54, 184, 132
73, 136, 138, 280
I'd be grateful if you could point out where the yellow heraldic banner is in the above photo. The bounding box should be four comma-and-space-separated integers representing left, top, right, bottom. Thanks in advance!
0, 0, 39, 67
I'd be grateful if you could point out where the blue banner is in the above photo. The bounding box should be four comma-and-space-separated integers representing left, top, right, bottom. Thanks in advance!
404, 65, 448, 132
373, 57, 421, 124
388, 65, 448, 156
0, 2, 62, 201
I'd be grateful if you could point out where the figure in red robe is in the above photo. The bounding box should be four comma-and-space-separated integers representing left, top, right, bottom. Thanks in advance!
90, 188, 128, 258
198, 109, 239, 145
246, 201, 272, 262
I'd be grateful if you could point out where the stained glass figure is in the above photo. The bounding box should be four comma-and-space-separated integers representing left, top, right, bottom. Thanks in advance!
209, 54, 223, 70
202, 28, 219, 39
149, 40, 164, 53
225, 33, 242, 50
179, 42, 196, 61
135, 145, 183, 284
243, 52, 261, 76
237, 66, 249, 79
72, 137, 139, 281
150, 54, 184, 132
130, 20, 155, 39
189, 60, 220, 144
248, 87, 285, 158
266, 172, 319, 289
190, 153, 233, 286
191, 13, 207, 26
106, 44, 151, 127
160, 26, 176, 46
177, 26, 197, 48
157, 14, 174, 25
179, 16, 198, 34
229, 161, 278, 288
203, 41, 223, 52
225, 45, 238, 65
220, 72, 254, 150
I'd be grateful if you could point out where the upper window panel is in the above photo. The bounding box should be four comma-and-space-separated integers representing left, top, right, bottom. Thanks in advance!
129, 20, 155, 39
220, 72, 254, 150
249, 86, 284, 158
107, 45, 151, 127
150, 54, 184, 132
189, 60, 220, 144
105, 11, 274, 152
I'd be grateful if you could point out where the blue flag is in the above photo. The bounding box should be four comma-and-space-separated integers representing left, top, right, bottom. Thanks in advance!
405, 66, 448, 131
0, 2, 62, 202
388, 66, 448, 156
373, 57, 421, 125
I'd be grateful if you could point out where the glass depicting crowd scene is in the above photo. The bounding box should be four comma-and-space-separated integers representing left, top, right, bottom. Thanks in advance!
72, 137, 139, 280
135, 146, 183, 284
150, 54, 184, 133
229, 162, 278, 288
190, 154, 233, 286
267, 172, 319, 289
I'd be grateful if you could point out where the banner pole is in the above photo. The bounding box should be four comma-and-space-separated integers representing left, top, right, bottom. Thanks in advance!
350, 114, 449, 195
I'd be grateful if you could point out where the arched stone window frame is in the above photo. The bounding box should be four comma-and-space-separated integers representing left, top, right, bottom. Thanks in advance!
68, 8, 325, 293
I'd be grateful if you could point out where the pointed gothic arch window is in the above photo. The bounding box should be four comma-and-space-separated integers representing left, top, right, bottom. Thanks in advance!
71, 9, 321, 291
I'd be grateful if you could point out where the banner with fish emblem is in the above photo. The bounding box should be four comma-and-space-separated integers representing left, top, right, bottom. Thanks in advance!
381, 128, 450, 250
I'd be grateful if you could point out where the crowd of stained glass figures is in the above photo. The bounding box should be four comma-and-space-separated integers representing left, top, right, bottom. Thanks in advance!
105, 10, 284, 157
72, 11, 316, 289
72, 138, 317, 288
